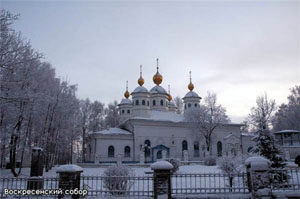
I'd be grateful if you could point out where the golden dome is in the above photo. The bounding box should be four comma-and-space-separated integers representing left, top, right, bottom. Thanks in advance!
124, 90, 130, 98
138, 77, 144, 86
188, 71, 194, 91
188, 82, 194, 91
153, 70, 163, 85
153, 59, 163, 85
124, 80, 130, 98
138, 65, 144, 86
168, 94, 172, 102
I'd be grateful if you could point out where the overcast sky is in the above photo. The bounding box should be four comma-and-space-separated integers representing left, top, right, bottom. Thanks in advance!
1, 0, 299, 123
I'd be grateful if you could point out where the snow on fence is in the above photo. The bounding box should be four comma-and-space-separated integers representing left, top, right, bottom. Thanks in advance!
0, 168, 299, 198
269, 168, 300, 192
171, 172, 249, 195
81, 175, 153, 198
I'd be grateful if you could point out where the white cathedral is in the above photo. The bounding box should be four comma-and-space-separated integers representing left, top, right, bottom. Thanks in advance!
86, 60, 253, 164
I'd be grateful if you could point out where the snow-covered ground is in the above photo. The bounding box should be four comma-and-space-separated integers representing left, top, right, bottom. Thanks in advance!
0, 164, 221, 177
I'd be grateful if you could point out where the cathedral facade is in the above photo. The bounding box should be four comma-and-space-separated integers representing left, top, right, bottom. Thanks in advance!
86, 60, 250, 163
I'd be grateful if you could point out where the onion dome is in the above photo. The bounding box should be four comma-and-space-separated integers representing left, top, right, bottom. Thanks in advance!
150, 85, 168, 94
124, 81, 130, 98
120, 98, 132, 105
184, 91, 201, 99
132, 86, 149, 94
138, 65, 144, 86
153, 58, 163, 85
188, 71, 194, 91
168, 94, 172, 101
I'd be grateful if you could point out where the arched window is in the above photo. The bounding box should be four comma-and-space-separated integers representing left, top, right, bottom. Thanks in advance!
153, 100, 156, 106
160, 100, 164, 106
217, 141, 222, 157
124, 146, 130, 157
188, 103, 191, 108
108, 146, 114, 157
127, 110, 130, 114
194, 141, 200, 157
184, 104, 186, 109
135, 100, 139, 105
144, 140, 151, 157
121, 110, 125, 114
194, 103, 197, 107
182, 140, 188, 151
142, 100, 146, 105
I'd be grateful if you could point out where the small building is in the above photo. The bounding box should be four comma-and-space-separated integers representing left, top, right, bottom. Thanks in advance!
274, 130, 300, 160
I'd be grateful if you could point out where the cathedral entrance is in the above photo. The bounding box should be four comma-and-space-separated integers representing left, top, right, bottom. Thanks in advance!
151, 145, 169, 162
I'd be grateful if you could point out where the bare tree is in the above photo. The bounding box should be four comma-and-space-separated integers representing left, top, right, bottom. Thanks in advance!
184, 92, 230, 155
174, 96, 183, 114
105, 100, 119, 128
272, 86, 300, 131
248, 93, 276, 131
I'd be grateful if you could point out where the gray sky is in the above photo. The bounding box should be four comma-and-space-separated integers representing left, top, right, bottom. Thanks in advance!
1, 0, 299, 123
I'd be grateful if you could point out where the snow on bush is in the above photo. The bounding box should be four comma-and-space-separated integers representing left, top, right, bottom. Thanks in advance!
167, 158, 180, 174
103, 165, 135, 195
218, 156, 243, 190
204, 156, 216, 166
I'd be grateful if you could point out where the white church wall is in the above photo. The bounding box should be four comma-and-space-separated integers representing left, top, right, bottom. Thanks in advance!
94, 135, 134, 163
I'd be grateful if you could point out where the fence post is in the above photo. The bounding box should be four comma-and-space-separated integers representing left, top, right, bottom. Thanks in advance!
27, 147, 44, 190
245, 156, 271, 199
56, 164, 83, 199
151, 161, 173, 199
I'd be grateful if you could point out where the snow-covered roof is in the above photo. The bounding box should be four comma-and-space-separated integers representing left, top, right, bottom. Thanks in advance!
119, 98, 132, 105
150, 85, 168, 95
32, 147, 43, 151
275, 130, 300, 134
56, 164, 83, 173
183, 91, 201, 99
151, 160, 173, 170
245, 156, 270, 170
224, 133, 239, 139
91, 128, 132, 135
168, 101, 176, 107
132, 110, 184, 123
132, 86, 149, 94
241, 132, 255, 137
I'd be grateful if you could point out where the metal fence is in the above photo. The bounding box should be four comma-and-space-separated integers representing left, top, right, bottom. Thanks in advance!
81, 175, 153, 198
0, 168, 300, 198
172, 172, 249, 195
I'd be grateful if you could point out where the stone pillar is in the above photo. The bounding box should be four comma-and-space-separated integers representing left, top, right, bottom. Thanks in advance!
151, 161, 173, 199
140, 153, 145, 164
245, 156, 271, 199
117, 154, 122, 166
183, 150, 188, 162
27, 147, 44, 190
56, 164, 83, 199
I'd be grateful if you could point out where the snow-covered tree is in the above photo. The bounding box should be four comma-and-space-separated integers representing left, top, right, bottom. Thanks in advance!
184, 92, 230, 155
252, 128, 285, 169
218, 155, 243, 191
174, 96, 183, 114
248, 93, 276, 131
272, 86, 300, 131
105, 100, 119, 128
